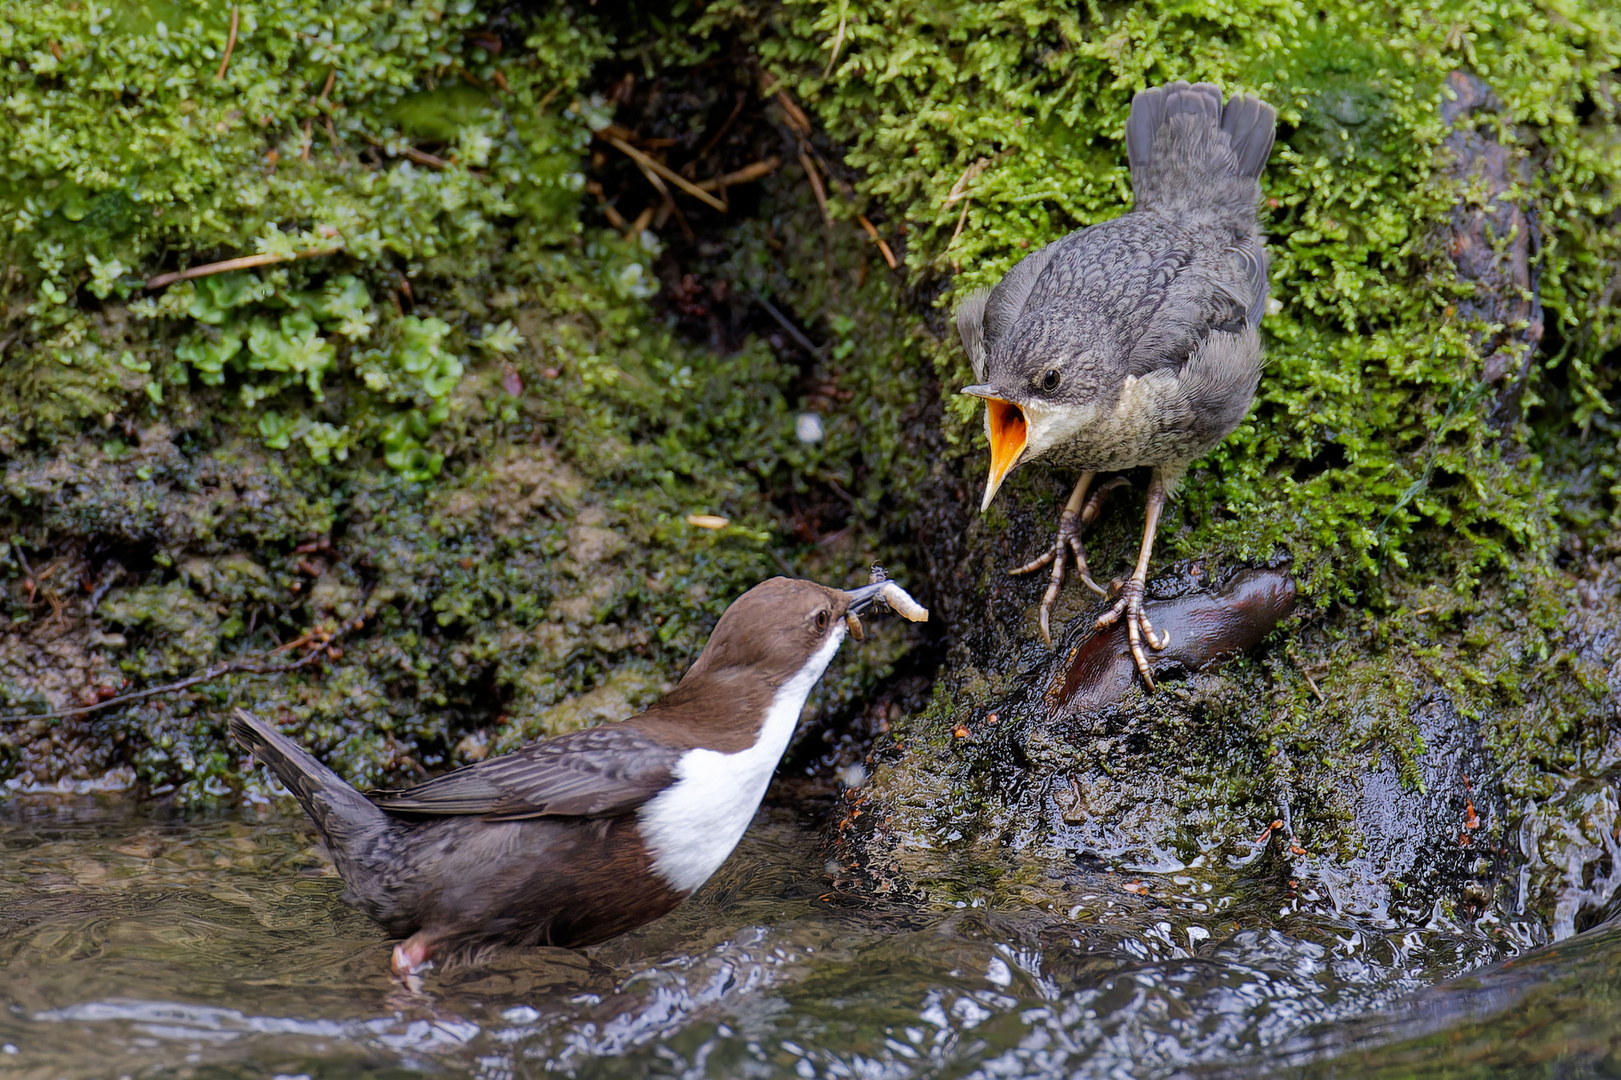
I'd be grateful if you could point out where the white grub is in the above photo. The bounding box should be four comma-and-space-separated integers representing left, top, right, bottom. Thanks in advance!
877, 581, 928, 622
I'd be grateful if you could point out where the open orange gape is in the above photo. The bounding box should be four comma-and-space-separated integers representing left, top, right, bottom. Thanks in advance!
982, 397, 1027, 504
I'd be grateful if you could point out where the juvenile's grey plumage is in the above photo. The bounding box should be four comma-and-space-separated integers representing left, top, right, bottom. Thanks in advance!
959, 81, 1276, 687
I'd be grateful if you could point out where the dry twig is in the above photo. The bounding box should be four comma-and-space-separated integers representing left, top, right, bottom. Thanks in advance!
145, 247, 340, 290
823, 0, 848, 78
605, 135, 727, 212
0, 624, 356, 724
944, 157, 992, 206
584, 179, 629, 230
215, 6, 239, 81
774, 89, 814, 138
695, 91, 747, 162
799, 148, 833, 227
362, 132, 449, 170
857, 214, 898, 269
696, 157, 781, 191
949, 200, 971, 250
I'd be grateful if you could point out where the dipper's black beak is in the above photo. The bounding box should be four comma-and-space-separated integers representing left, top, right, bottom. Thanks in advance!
843, 582, 887, 614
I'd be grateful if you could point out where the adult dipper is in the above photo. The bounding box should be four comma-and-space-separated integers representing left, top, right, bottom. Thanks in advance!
957, 80, 1275, 687
230, 575, 926, 979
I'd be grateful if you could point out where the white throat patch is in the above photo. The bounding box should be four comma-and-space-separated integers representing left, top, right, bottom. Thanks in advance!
638, 627, 846, 893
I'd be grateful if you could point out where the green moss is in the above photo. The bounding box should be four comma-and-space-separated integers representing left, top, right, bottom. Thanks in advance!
0, 0, 935, 802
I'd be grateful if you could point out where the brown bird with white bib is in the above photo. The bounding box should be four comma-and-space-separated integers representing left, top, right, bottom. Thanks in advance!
231, 575, 925, 980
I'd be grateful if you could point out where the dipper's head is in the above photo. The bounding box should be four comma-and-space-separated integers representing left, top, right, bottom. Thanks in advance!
960, 311, 1126, 512
677, 577, 893, 693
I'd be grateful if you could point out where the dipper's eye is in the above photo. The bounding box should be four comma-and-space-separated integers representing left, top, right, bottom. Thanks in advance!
815, 610, 830, 631
1039, 368, 1061, 393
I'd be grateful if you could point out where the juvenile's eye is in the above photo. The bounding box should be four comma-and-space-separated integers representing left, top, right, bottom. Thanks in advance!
815, 610, 830, 631
1039, 368, 1061, 392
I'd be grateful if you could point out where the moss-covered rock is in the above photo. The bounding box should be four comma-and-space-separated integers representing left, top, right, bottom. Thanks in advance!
1, 1, 928, 799
725, 0, 1620, 941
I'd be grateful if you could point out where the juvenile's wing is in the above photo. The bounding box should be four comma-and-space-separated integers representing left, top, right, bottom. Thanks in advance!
367, 726, 681, 821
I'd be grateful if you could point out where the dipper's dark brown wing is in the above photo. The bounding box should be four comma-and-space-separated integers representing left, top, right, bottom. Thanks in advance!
367, 726, 682, 821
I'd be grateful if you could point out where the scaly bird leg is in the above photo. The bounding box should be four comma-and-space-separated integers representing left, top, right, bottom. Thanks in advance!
1011, 473, 1128, 646
391, 932, 437, 988
1096, 471, 1172, 689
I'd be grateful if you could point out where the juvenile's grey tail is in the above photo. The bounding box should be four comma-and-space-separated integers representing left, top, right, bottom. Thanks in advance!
229, 708, 388, 860
1126, 81, 1276, 219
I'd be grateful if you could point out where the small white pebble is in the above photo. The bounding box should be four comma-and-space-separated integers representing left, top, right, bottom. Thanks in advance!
795, 412, 825, 444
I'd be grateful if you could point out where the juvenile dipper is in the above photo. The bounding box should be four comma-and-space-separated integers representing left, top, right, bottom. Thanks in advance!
230, 576, 924, 979
957, 81, 1276, 687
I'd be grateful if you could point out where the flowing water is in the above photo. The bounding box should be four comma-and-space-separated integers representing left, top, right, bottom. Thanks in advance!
2, 795, 1618, 1079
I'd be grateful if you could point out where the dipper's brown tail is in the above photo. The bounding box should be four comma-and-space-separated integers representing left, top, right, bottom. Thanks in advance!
1126, 80, 1275, 219
229, 708, 388, 862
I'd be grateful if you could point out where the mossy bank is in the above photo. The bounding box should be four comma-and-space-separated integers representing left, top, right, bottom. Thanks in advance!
2, 1, 1618, 941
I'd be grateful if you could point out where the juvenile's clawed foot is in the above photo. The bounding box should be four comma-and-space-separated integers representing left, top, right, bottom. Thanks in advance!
1096, 577, 1170, 689
1010, 475, 1127, 646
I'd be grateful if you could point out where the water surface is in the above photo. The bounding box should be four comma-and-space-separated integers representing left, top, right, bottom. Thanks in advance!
2, 796, 1617, 1078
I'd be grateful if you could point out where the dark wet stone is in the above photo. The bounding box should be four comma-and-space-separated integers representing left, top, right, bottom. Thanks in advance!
1047, 567, 1297, 716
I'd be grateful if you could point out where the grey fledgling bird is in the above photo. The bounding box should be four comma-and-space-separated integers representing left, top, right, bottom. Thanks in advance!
958, 81, 1276, 688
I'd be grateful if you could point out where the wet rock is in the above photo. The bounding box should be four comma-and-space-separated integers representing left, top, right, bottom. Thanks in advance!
1440, 70, 1545, 412
1047, 567, 1297, 715
1294, 691, 1506, 926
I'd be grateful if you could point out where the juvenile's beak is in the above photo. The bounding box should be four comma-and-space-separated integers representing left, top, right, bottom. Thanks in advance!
961, 385, 1027, 512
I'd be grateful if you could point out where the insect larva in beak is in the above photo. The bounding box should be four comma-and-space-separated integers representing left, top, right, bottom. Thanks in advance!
878, 581, 928, 622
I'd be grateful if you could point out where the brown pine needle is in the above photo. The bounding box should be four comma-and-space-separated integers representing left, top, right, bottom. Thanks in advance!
625, 205, 655, 239
948, 198, 971, 249
1303, 670, 1326, 702
606, 135, 727, 212
775, 90, 813, 138
145, 247, 341, 290
320, 68, 336, 105
799, 148, 833, 227
300, 116, 313, 160
696, 157, 781, 191
0, 603, 368, 725
584, 180, 628, 230
215, 6, 239, 81
857, 214, 898, 269
944, 156, 992, 206
823, 0, 848, 78
361, 132, 449, 170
